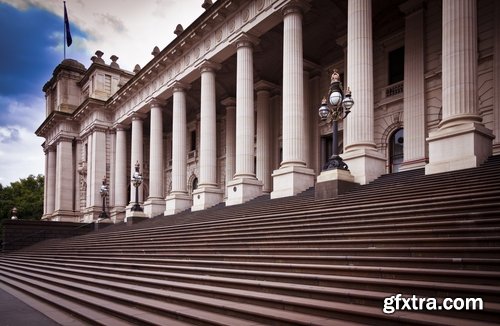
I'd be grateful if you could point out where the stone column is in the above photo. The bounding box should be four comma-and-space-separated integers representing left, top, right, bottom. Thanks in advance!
398, 0, 427, 171
89, 128, 107, 221
43, 146, 56, 219
192, 61, 224, 211
113, 125, 127, 222
145, 99, 165, 217
255, 80, 275, 193
426, 0, 493, 174
165, 82, 192, 215
342, 0, 385, 184
128, 114, 144, 208
222, 97, 236, 198
85, 134, 93, 217
226, 33, 263, 206
271, 2, 315, 199
54, 138, 75, 221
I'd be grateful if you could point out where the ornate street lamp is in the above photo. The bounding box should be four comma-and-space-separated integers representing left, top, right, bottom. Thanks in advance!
318, 69, 354, 171
99, 177, 109, 219
131, 161, 143, 212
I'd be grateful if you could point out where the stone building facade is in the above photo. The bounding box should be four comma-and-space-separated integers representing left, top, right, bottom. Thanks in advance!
36, 0, 500, 222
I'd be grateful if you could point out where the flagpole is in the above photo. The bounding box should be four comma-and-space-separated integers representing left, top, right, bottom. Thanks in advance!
63, 1, 66, 59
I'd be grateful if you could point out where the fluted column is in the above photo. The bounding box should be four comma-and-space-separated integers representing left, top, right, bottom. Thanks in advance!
494, 1, 500, 154
144, 99, 165, 217
426, 0, 493, 174
44, 146, 56, 219
129, 114, 144, 204
256, 80, 275, 193
192, 61, 224, 211
235, 35, 257, 179
341, 0, 385, 185
165, 82, 192, 215
345, 0, 375, 151
281, 4, 306, 168
113, 125, 127, 221
271, 1, 315, 199
226, 33, 263, 206
400, 0, 426, 170
222, 98, 236, 194
90, 129, 107, 216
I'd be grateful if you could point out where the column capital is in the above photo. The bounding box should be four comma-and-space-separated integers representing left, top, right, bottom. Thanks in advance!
146, 97, 164, 110
254, 80, 278, 92
221, 97, 236, 108
130, 112, 146, 121
231, 32, 260, 49
280, 0, 311, 17
197, 59, 222, 73
113, 123, 128, 131
173, 81, 191, 92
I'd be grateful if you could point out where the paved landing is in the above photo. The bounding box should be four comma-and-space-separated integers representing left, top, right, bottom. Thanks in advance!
0, 287, 60, 326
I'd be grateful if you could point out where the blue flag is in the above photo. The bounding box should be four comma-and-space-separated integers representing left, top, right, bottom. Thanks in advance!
64, 2, 72, 47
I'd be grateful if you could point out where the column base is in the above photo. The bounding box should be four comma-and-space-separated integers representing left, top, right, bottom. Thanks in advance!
342, 148, 386, 185
315, 169, 358, 199
192, 187, 224, 211
226, 178, 263, 206
425, 121, 494, 175
164, 193, 192, 216
399, 158, 427, 172
49, 210, 81, 222
144, 198, 166, 218
125, 209, 148, 225
270, 165, 315, 199
110, 206, 126, 224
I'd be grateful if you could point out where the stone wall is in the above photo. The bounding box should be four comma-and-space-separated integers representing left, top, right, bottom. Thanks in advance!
1, 220, 106, 252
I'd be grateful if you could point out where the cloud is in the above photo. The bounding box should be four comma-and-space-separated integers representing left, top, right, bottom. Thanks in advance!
0, 96, 45, 185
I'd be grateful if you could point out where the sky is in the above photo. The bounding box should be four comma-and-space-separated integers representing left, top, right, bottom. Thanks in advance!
0, 0, 206, 186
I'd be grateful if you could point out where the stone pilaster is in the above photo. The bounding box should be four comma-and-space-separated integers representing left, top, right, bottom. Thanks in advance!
43, 146, 56, 219
426, 0, 494, 174
226, 33, 263, 206
165, 82, 192, 215
222, 98, 236, 198
342, 0, 385, 184
400, 0, 427, 170
192, 60, 224, 211
255, 80, 275, 193
54, 137, 76, 221
145, 99, 165, 217
271, 2, 315, 199
113, 124, 127, 222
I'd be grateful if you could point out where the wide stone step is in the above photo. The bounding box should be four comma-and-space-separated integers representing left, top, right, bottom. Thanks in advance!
49, 216, 500, 251
1, 261, 497, 325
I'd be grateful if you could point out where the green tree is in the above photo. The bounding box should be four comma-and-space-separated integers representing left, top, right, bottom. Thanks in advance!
0, 174, 44, 222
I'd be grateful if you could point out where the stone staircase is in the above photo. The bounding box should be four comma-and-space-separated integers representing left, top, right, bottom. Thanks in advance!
1, 156, 500, 325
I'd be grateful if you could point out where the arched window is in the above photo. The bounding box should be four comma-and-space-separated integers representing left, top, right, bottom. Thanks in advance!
389, 128, 404, 173
192, 177, 198, 191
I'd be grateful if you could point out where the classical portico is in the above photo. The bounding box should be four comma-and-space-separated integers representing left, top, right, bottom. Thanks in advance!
36, 0, 499, 222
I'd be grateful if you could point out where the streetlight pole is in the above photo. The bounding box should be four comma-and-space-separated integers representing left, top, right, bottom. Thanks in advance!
318, 69, 354, 171
99, 177, 109, 219
131, 161, 143, 212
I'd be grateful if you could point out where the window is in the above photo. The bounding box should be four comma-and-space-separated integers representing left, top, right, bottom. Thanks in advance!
388, 47, 404, 85
104, 74, 112, 93
190, 130, 196, 151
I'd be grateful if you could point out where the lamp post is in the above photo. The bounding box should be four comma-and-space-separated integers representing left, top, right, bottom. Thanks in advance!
318, 69, 354, 171
131, 161, 143, 212
99, 177, 109, 219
